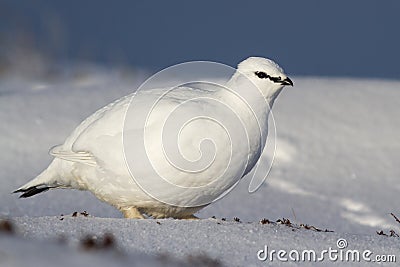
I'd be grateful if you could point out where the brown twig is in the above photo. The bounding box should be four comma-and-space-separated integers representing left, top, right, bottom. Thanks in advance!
390, 213, 400, 224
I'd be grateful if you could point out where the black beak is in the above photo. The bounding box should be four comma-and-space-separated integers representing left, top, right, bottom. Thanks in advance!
281, 77, 293, 86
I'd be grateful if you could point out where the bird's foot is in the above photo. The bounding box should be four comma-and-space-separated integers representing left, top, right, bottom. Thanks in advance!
121, 207, 145, 219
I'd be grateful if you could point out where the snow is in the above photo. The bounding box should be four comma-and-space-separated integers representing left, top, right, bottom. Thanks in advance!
1, 66, 399, 266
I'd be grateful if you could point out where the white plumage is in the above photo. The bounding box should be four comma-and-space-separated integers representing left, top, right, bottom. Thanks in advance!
15, 57, 293, 219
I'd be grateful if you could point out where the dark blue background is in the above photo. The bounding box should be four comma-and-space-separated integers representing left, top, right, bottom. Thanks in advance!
1, 0, 399, 78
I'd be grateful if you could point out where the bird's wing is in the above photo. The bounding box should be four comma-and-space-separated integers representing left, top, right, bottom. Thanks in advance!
62, 93, 135, 148
49, 145, 97, 167
52, 85, 215, 169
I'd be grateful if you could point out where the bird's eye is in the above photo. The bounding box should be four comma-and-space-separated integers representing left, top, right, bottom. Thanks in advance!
255, 71, 268, 79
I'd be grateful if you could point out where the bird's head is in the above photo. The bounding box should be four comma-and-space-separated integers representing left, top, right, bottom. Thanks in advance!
231, 57, 293, 102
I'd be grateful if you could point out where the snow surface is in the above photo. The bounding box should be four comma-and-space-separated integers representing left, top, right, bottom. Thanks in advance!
0, 67, 399, 266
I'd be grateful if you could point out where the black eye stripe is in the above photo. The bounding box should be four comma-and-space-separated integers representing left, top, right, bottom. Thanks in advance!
255, 72, 282, 83
255, 71, 268, 79
270, 76, 282, 83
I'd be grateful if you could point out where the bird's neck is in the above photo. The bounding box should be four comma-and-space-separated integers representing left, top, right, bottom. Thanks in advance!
223, 73, 280, 115
265, 87, 283, 108
211, 76, 273, 145
214, 74, 276, 167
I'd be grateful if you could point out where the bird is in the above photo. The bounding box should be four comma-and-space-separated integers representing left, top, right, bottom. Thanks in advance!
14, 57, 293, 219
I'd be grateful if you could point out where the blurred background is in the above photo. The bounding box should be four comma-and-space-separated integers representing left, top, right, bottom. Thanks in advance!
1, 0, 399, 79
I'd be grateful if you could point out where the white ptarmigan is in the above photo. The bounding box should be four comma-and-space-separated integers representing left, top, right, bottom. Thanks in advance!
15, 57, 293, 219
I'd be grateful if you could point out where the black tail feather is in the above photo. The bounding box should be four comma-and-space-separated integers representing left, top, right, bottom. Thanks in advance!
14, 185, 50, 198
